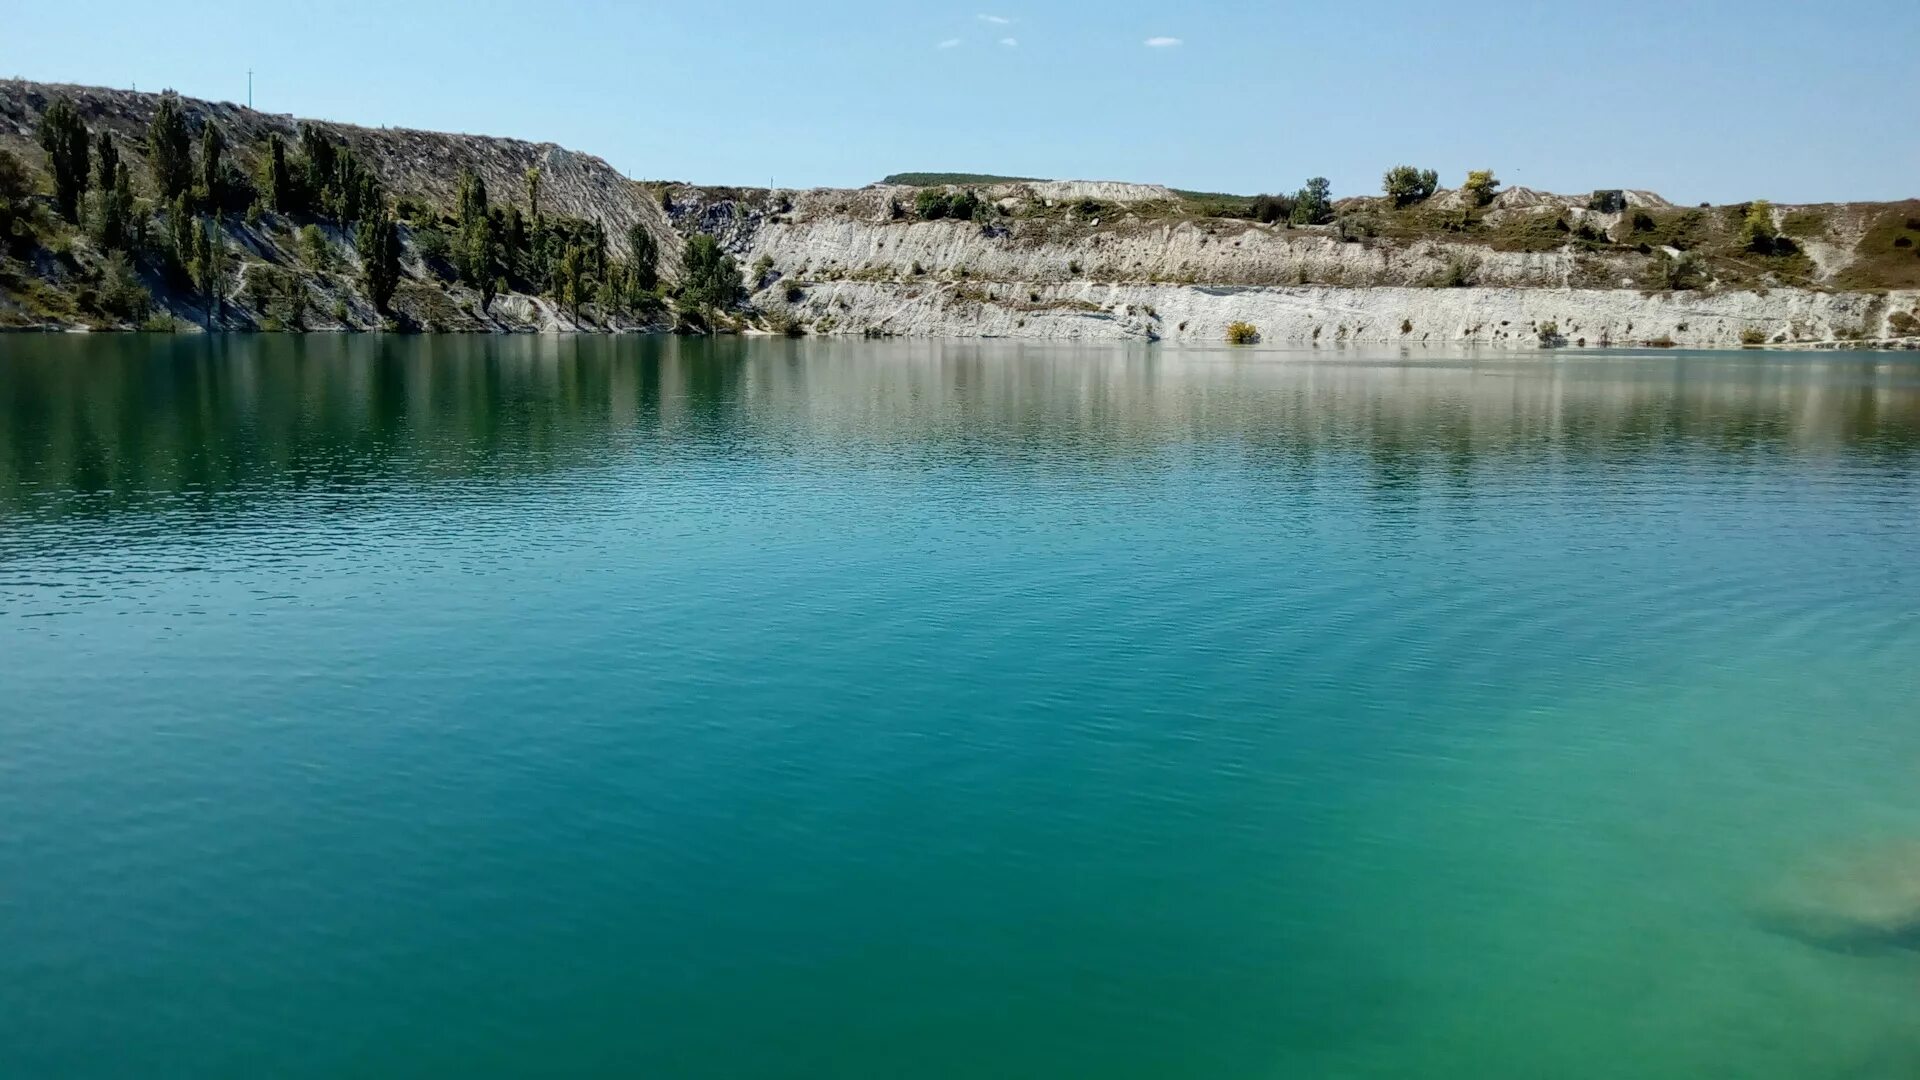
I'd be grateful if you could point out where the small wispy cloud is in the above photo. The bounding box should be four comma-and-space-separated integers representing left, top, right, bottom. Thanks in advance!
999, 36, 1019, 47
937, 38, 963, 49
1144, 36, 1182, 47
978, 13, 1012, 24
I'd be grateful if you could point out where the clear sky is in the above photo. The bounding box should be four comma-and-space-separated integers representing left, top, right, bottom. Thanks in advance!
6, 0, 1916, 204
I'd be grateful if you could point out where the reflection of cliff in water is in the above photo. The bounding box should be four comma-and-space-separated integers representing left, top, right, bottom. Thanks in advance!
4, 336, 1920, 521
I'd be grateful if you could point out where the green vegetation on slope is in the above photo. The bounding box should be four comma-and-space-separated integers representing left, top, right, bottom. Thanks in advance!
882, 172, 1042, 186
0, 85, 703, 332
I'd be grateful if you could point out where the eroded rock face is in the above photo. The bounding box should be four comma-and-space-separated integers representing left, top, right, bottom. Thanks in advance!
1755, 841, 1920, 953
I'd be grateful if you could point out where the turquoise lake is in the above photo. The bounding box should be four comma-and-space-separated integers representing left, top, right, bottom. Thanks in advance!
3, 335, 1919, 1078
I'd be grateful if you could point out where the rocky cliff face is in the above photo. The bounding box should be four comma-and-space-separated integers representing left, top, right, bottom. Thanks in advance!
3, 79, 1918, 348
0, 80, 675, 258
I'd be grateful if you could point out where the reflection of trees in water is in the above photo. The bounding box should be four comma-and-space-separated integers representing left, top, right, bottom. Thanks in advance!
3, 337, 1918, 520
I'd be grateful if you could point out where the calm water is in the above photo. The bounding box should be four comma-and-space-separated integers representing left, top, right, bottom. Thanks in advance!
3, 335, 1919, 1078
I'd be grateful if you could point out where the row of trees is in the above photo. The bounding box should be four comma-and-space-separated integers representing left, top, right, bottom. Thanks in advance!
1384, 166, 1501, 208
1246, 178, 1332, 225
1247, 169, 1504, 225
419, 165, 738, 325
29, 93, 402, 322
415, 167, 661, 320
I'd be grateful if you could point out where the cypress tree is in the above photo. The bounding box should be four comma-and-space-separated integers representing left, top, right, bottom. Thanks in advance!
90, 132, 135, 250
299, 126, 337, 204
263, 133, 292, 213
146, 93, 194, 201
356, 209, 401, 314
626, 223, 658, 292
558, 241, 587, 322
453, 168, 496, 294
503, 206, 529, 282
91, 130, 120, 197
199, 122, 227, 209
0, 148, 31, 238
191, 215, 231, 326
167, 194, 196, 285
37, 96, 90, 224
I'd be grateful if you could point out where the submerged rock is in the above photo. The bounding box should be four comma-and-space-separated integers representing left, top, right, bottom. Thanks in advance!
1755, 841, 1920, 954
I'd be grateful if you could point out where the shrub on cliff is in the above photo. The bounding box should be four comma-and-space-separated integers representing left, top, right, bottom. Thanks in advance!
1740, 201, 1779, 254
1462, 170, 1500, 208
1432, 253, 1479, 288
914, 188, 984, 222
96, 254, 151, 322
950, 190, 984, 221
1251, 193, 1294, 224
1383, 165, 1438, 208
298, 225, 332, 273
1644, 251, 1704, 291
1225, 321, 1260, 344
915, 189, 950, 220
1335, 214, 1377, 242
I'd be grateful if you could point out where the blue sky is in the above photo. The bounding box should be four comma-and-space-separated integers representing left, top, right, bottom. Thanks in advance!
6, 0, 1916, 204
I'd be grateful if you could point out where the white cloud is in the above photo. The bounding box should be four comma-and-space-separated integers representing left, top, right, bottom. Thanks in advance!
937, 38, 963, 48
999, 36, 1019, 46
978, 13, 1012, 24
1145, 36, 1182, 47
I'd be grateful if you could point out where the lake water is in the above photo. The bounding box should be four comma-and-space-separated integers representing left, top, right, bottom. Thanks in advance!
3, 335, 1919, 1078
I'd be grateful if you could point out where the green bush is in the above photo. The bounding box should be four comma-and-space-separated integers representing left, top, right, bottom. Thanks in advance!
1462, 170, 1500, 208
1588, 190, 1627, 214
1644, 250, 1704, 291
1335, 214, 1377, 242
0, 147, 32, 237
915, 188, 950, 220
764, 309, 807, 337
1740, 200, 1778, 254
1225, 321, 1260, 344
1383, 165, 1439, 207
678, 233, 744, 315
1433, 253, 1479, 287
298, 224, 332, 272
1290, 177, 1333, 225
96, 254, 151, 322
1250, 193, 1294, 224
